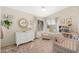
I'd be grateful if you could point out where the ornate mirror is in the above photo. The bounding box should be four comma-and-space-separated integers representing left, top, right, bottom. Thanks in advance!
18, 18, 28, 28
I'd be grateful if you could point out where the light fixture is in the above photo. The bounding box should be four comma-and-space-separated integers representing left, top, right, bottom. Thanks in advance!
41, 6, 46, 11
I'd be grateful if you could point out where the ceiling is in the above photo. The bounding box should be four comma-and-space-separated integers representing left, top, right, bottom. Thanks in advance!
7, 6, 68, 17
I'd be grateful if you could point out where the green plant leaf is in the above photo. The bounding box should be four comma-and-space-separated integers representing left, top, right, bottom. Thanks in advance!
3, 19, 12, 29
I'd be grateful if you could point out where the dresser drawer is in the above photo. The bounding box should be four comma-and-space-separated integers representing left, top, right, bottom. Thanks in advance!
15, 31, 34, 46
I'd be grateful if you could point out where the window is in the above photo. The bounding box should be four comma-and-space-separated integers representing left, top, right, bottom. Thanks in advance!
47, 19, 55, 25
46, 19, 56, 32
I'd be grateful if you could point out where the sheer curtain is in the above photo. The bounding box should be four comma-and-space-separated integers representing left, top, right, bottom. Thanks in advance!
0, 20, 3, 39
46, 19, 56, 32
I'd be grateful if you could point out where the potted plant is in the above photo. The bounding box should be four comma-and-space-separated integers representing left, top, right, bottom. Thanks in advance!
3, 19, 12, 29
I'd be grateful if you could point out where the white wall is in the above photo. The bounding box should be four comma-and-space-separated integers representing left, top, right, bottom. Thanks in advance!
1, 7, 36, 47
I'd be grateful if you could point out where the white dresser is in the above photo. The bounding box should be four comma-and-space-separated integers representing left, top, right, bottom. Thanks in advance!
15, 31, 35, 46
